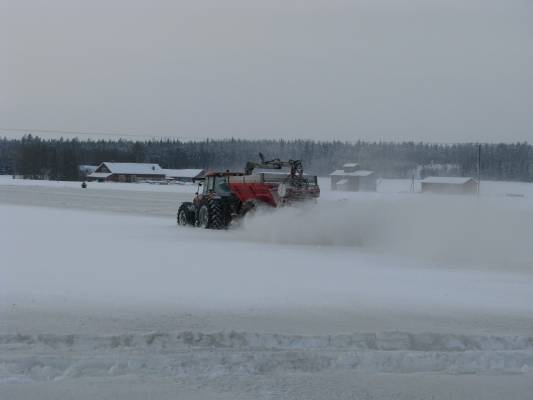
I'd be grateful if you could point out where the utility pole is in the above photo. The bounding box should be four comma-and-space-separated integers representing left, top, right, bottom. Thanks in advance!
477, 144, 481, 195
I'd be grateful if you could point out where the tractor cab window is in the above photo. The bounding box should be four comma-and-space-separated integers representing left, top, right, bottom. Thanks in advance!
214, 176, 231, 194
203, 176, 231, 195
204, 177, 213, 194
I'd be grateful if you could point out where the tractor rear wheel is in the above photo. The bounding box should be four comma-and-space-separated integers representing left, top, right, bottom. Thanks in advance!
177, 202, 195, 226
197, 199, 228, 229
208, 198, 226, 229
198, 205, 210, 228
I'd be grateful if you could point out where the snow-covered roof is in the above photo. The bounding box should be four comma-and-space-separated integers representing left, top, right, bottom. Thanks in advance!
421, 177, 476, 185
87, 172, 112, 179
163, 169, 204, 178
97, 162, 164, 175
336, 178, 349, 185
353, 170, 374, 177
343, 163, 359, 168
330, 170, 375, 177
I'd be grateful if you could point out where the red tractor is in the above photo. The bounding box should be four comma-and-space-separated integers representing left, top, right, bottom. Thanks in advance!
177, 155, 320, 229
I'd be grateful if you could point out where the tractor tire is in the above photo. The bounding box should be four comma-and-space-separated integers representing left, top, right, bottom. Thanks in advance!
207, 198, 227, 229
197, 199, 228, 229
198, 205, 210, 228
177, 202, 195, 226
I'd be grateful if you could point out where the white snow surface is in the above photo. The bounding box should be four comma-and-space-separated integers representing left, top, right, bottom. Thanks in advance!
1, 177, 533, 399
0, 174, 198, 192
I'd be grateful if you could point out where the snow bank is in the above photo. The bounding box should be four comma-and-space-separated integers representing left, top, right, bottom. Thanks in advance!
1, 331, 532, 382
2, 331, 531, 352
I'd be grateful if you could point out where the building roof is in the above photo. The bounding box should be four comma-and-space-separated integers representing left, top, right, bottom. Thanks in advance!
87, 172, 112, 179
343, 163, 359, 168
421, 176, 476, 185
330, 170, 375, 177
163, 169, 204, 178
98, 162, 164, 175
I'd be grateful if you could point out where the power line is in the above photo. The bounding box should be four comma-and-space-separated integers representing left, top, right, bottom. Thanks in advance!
0, 127, 205, 141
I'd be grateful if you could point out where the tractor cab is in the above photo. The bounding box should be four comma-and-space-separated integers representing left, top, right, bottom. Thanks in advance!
192, 172, 243, 210
201, 172, 244, 196
204, 175, 231, 196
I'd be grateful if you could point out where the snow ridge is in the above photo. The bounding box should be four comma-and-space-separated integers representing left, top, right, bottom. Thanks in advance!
1, 331, 532, 382
1, 331, 532, 352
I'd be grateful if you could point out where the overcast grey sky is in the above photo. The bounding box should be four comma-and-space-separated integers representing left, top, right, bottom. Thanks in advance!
2, 0, 532, 142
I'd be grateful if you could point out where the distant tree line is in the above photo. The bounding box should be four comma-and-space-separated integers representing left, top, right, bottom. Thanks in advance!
0, 135, 532, 182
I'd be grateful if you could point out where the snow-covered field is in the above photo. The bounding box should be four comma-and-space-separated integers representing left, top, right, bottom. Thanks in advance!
1, 177, 533, 399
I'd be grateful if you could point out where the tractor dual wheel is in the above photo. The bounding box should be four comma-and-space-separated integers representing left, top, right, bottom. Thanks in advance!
177, 203, 195, 226
198, 199, 227, 230
198, 205, 209, 228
